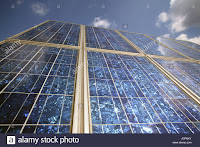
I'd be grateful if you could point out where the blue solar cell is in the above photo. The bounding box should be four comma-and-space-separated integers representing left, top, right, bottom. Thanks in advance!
131, 124, 142, 133
113, 98, 128, 124
0, 93, 28, 124
58, 125, 70, 133
0, 126, 8, 133
60, 96, 73, 124
27, 95, 48, 124
140, 124, 160, 134
7, 126, 22, 133
172, 123, 193, 134
39, 95, 64, 124
164, 123, 178, 134
99, 97, 119, 124
121, 125, 132, 133
93, 125, 103, 134
13, 94, 37, 124
103, 125, 122, 134
35, 125, 59, 133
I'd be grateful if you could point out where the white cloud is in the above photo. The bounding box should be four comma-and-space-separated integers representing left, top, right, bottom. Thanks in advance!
157, 45, 167, 55
176, 34, 188, 40
176, 33, 200, 45
170, 16, 187, 32
156, 12, 168, 27
156, 0, 200, 33
158, 12, 169, 23
92, 17, 117, 28
162, 34, 170, 38
170, 0, 176, 6
31, 2, 49, 16
17, 0, 24, 5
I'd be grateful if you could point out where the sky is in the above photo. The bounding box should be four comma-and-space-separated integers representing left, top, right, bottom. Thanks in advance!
0, 0, 200, 44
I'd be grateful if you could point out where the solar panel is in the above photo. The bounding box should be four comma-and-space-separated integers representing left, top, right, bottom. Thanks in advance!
0, 43, 78, 133
88, 51, 200, 134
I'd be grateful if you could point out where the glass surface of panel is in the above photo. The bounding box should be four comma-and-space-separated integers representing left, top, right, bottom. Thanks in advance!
48, 23, 73, 44
86, 26, 138, 53
155, 59, 200, 98
31, 22, 64, 42
63, 24, 80, 46
88, 51, 200, 134
15, 21, 56, 40
119, 32, 186, 59
14, 21, 80, 46
176, 40, 200, 51
150, 36, 200, 60
0, 44, 78, 133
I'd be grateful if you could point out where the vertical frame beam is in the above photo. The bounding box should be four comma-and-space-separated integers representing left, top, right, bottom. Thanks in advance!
72, 25, 85, 133
83, 25, 92, 133
72, 25, 91, 133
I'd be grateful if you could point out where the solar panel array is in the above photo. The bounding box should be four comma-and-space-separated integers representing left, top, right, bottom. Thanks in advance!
0, 20, 200, 134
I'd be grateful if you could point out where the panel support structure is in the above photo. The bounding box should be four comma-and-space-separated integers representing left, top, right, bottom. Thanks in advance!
71, 25, 84, 133
83, 25, 93, 133
71, 25, 91, 133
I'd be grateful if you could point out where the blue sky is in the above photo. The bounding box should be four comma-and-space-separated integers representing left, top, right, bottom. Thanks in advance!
0, 0, 200, 44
